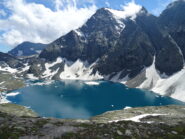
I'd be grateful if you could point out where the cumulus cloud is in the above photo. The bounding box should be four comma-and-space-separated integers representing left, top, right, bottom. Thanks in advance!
108, 0, 142, 20
121, 0, 142, 18
0, 0, 97, 47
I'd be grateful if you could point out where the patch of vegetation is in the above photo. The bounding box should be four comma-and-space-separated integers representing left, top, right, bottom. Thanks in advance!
0, 71, 24, 92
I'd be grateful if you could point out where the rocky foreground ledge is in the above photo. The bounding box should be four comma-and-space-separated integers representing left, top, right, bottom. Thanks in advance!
0, 104, 185, 139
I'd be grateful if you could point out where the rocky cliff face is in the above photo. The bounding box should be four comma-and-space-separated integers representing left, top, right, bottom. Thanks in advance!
94, 8, 184, 77
159, 0, 185, 59
39, 8, 125, 63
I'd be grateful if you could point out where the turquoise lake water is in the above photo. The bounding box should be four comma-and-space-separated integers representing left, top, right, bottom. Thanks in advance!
7, 80, 185, 119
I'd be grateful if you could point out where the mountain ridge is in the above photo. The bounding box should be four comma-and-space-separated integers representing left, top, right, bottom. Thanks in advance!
8, 41, 46, 57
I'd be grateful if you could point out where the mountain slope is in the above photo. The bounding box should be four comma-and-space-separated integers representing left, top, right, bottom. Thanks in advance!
8, 42, 46, 57
0, 52, 22, 69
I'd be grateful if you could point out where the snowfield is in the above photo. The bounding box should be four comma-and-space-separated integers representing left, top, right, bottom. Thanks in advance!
136, 59, 185, 102
0, 65, 17, 73
60, 59, 103, 80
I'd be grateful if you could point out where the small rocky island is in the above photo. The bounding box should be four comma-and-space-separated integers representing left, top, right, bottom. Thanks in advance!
0, 103, 185, 139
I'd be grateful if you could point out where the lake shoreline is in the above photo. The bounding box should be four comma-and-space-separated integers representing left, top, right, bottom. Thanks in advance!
1, 103, 185, 138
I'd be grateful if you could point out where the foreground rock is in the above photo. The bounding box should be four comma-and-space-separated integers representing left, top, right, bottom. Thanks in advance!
1, 104, 185, 139
0, 103, 37, 117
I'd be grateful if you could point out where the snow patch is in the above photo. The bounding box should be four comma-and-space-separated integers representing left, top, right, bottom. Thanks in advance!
0, 82, 5, 85
27, 74, 38, 80
42, 57, 63, 79
6, 92, 20, 97
152, 68, 185, 101
84, 81, 100, 85
123, 114, 164, 122
74, 29, 83, 37
18, 64, 30, 73
0, 65, 17, 73
0, 93, 10, 104
139, 57, 160, 89
109, 113, 165, 123
124, 106, 132, 110
60, 59, 103, 80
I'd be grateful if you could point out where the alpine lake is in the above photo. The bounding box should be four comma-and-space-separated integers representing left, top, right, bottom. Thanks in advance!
6, 80, 185, 119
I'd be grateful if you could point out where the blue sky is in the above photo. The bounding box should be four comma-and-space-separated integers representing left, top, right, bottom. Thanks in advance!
0, 0, 175, 52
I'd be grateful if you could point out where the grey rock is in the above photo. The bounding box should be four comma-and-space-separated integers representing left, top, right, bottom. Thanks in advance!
125, 129, 132, 136
117, 130, 123, 136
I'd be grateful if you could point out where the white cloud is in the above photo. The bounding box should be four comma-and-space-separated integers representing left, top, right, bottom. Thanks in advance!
121, 0, 142, 18
0, 0, 97, 47
107, 1, 142, 20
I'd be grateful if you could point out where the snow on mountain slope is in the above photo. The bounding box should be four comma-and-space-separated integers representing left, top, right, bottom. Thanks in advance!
139, 58, 160, 89
42, 57, 63, 79
28, 57, 103, 80
0, 65, 17, 73
152, 68, 185, 101
135, 58, 185, 102
60, 59, 103, 80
